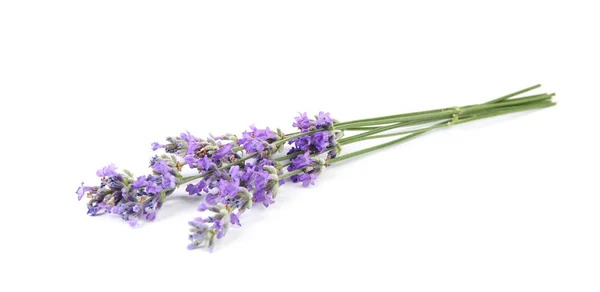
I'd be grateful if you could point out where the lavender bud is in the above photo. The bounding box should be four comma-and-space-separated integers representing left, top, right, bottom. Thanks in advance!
263, 165, 278, 174
224, 134, 238, 142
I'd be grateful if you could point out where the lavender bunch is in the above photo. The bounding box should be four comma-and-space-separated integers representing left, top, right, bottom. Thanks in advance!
78, 113, 340, 239
77, 84, 556, 251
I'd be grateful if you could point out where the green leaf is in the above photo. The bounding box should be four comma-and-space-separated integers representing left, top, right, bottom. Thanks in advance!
123, 169, 134, 178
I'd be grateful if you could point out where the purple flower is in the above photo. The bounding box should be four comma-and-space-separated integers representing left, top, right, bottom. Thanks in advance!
152, 160, 171, 175
180, 131, 196, 142
293, 112, 315, 131
161, 172, 177, 189
199, 156, 212, 171
296, 173, 318, 187
184, 155, 198, 168
213, 143, 235, 162
248, 125, 277, 141
128, 219, 138, 227
186, 183, 200, 196
205, 193, 219, 205
238, 126, 277, 154
315, 111, 333, 128
230, 213, 241, 226
187, 140, 199, 155
253, 190, 275, 207
311, 131, 330, 152
106, 176, 125, 190
214, 220, 227, 239
76, 182, 85, 200
218, 179, 239, 198
186, 180, 207, 196
96, 164, 118, 177
253, 170, 270, 191
151, 142, 163, 151
241, 139, 265, 153
87, 205, 104, 216
132, 176, 147, 189
197, 202, 209, 212
288, 151, 311, 171
146, 212, 157, 221
289, 136, 311, 151
146, 181, 162, 194
162, 137, 184, 154
229, 165, 241, 181
149, 155, 160, 167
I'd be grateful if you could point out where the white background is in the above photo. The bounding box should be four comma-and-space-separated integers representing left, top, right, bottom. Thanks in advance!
1, 1, 599, 291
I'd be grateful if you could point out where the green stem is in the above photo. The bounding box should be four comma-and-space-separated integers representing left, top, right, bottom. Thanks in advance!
342, 126, 384, 131
279, 169, 304, 180
484, 84, 541, 104
336, 93, 552, 129
338, 122, 408, 144
453, 101, 555, 125
328, 130, 433, 164
275, 152, 302, 162
328, 100, 555, 164
338, 115, 457, 144
334, 85, 541, 127
345, 101, 554, 142
178, 174, 205, 186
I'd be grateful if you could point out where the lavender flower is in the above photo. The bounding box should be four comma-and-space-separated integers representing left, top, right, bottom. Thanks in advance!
187, 189, 253, 251
80, 111, 342, 251
293, 112, 315, 132
96, 164, 118, 177
288, 152, 326, 187
288, 112, 339, 155
294, 173, 319, 187
315, 111, 333, 128
238, 126, 278, 154
179, 131, 193, 141
288, 151, 311, 171
78, 155, 181, 225
311, 131, 330, 152
76, 182, 95, 201
198, 156, 212, 171
212, 143, 236, 163
151, 142, 163, 151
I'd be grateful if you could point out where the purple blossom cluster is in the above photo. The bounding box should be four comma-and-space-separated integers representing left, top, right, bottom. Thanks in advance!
76, 155, 182, 227
287, 152, 324, 187
288, 111, 341, 159
77, 112, 341, 251
286, 112, 342, 183
186, 163, 282, 251
182, 130, 284, 250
